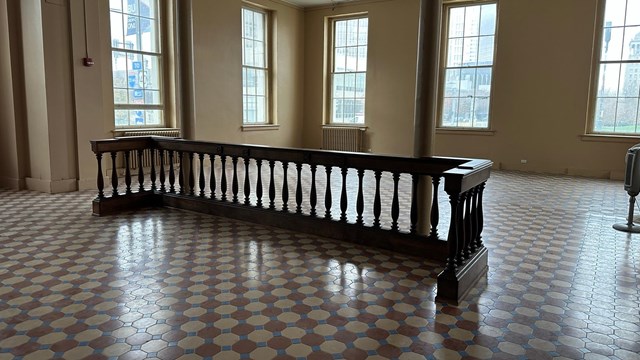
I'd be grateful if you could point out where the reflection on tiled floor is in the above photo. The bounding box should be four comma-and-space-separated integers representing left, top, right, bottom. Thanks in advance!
1, 171, 639, 360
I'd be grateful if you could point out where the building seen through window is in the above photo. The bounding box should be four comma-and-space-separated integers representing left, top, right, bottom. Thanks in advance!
593, 0, 640, 134
242, 7, 270, 125
110, 0, 163, 127
440, 2, 496, 129
330, 16, 368, 125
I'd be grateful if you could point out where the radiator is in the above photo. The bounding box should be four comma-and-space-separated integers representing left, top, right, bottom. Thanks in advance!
322, 126, 366, 152
121, 129, 180, 169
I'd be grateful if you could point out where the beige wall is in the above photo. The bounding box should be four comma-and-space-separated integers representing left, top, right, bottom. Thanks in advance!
302, 0, 421, 155
1, 0, 636, 193
434, 0, 634, 179
191, 0, 305, 147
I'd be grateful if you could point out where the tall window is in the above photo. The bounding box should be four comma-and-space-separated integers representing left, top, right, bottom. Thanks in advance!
592, 0, 640, 134
440, 2, 497, 129
242, 7, 270, 124
330, 16, 368, 125
110, 0, 163, 127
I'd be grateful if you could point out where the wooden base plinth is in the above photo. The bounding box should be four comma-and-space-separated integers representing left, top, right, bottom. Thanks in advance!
435, 246, 488, 305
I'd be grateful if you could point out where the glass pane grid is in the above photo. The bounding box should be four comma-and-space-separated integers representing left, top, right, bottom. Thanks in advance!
242, 7, 269, 124
441, 3, 496, 129
593, 0, 640, 134
331, 17, 368, 124
111, 0, 163, 127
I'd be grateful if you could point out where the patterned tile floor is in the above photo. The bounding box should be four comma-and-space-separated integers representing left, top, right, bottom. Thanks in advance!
0, 171, 639, 360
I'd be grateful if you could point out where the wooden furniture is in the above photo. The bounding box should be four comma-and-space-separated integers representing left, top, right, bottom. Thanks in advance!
90, 136, 492, 304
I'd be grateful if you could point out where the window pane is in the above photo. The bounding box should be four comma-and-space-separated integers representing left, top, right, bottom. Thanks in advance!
616, 97, 639, 130
255, 40, 265, 68
627, 0, 640, 26
140, 0, 157, 19
447, 38, 463, 67
449, 7, 465, 38
115, 110, 128, 126
256, 96, 266, 123
602, 25, 624, 60
333, 73, 345, 100
124, 14, 140, 51
114, 89, 128, 104
347, 19, 358, 46
335, 21, 347, 47
457, 97, 473, 127
110, 0, 123, 11
622, 26, 640, 60
357, 46, 367, 72
604, 0, 627, 27
597, 63, 621, 97
334, 47, 346, 72
464, 5, 480, 37
594, 97, 617, 131
442, 98, 459, 126
358, 18, 368, 45
479, 4, 496, 36
143, 55, 161, 90
620, 63, 640, 97
462, 37, 478, 66
256, 69, 266, 96
444, 69, 461, 97
254, 11, 264, 41
129, 110, 145, 126
140, 18, 159, 53
355, 73, 366, 98
478, 36, 494, 65
126, 0, 138, 15
111, 12, 124, 49
476, 67, 492, 95
460, 68, 476, 98
144, 90, 162, 105
112, 52, 127, 87
145, 109, 162, 125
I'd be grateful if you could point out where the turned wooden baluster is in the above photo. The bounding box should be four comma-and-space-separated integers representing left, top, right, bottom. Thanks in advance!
124, 151, 132, 194
137, 149, 144, 191
295, 163, 303, 214
356, 169, 364, 225
340, 167, 348, 222
445, 193, 460, 273
220, 155, 227, 201
310, 164, 317, 217
268, 160, 276, 209
456, 191, 467, 266
209, 154, 216, 199
111, 152, 118, 196
475, 183, 486, 250
177, 151, 184, 195
464, 188, 474, 259
282, 162, 289, 212
324, 166, 332, 219
373, 170, 382, 228
391, 172, 400, 231
150, 149, 157, 191
188, 152, 195, 196
469, 186, 478, 253
244, 156, 251, 205
198, 153, 205, 197
168, 150, 175, 193
96, 153, 104, 198
159, 150, 166, 192
429, 176, 441, 240
410, 174, 419, 234
256, 159, 263, 208
232, 156, 239, 203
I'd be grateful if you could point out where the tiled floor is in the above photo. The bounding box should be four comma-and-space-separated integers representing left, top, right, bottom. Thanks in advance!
1, 171, 639, 360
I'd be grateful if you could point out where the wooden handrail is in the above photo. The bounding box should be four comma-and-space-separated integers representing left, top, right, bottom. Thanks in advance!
90, 136, 492, 304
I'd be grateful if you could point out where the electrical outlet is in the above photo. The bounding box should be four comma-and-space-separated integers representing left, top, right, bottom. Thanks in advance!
521, 159, 527, 164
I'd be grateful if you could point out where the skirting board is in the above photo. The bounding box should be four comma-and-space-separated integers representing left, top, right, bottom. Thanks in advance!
0, 176, 24, 190
26, 177, 77, 193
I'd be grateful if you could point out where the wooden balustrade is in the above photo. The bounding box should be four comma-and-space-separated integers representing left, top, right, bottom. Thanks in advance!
90, 136, 491, 304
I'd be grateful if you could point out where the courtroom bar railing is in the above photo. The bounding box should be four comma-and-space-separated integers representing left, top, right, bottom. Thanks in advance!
90, 136, 492, 304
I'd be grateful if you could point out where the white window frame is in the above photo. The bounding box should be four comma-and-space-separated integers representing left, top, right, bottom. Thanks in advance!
327, 14, 368, 125
588, 0, 640, 135
242, 5, 272, 125
438, 1, 498, 130
110, 0, 166, 128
